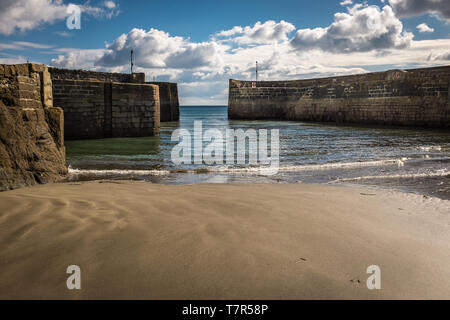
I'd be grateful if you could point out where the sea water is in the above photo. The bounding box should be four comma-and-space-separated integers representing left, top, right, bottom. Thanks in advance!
66, 106, 450, 199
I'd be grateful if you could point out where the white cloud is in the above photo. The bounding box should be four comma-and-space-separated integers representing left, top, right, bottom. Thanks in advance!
179, 81, 229, 105
84, 0, 120, 19
51, 49, 106, 70
428, 50, 450, 61
417, 23, 434, 33
0, 41, 54, 50
340, 0, 353, 6
13, 41, 55, 49
215, 26, 244, 38
0, 43, 22, 51
103, 1, 116, 9
0, 0, 119, 35
47, 4, 450, 105
0, 0, 67, 35
96, 28, 184, 68
215, 20, 296, 44
95, 28, 226, 70
0, 55, 29, 64
165, 42, 224, 69
388, 0, 450, 22
291, 4, 413, 52
54, 31, 72, 37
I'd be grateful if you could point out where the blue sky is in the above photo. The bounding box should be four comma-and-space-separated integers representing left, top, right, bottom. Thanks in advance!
1, 0, 450, 104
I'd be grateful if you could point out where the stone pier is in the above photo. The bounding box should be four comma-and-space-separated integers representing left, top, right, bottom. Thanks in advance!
229, 66, 450, 128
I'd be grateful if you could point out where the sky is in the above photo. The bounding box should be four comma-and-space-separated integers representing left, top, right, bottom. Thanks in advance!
1, 0, 450, 105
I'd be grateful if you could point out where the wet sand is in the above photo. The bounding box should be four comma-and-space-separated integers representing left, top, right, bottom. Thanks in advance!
0, 181, 449, 299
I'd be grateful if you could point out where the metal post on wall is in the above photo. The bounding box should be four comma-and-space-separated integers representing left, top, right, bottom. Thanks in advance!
131, 49, 134, 74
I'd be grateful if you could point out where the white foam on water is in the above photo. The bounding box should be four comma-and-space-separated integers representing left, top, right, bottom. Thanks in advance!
278, 158, 409, 172
202, 158, 411, 174
68, 157, 445, 177
332, 169, 450, 183
418, 146, 443, 151
69, 167, 171, 177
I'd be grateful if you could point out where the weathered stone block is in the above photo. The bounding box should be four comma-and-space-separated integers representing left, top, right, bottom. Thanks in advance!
41, 68, 53, 108
0, 63, 67, 191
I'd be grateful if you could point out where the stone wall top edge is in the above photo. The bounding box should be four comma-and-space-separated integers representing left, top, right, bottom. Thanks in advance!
112, 82, 159, 88
146, 82, 178, 85
48, 66, 142, 75
0, 63, 46, 67
48, 67, 146, 83
0, 63, 48, 76
52, 78, 158, 88
230, 65, 450, 85
52, 78, 104, 83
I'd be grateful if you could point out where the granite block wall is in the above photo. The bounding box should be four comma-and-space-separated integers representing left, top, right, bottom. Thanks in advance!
52, 79, 105, 140
52, 78, 160, 140
111, 82, 160, 137
49, 68, 178, 131
147, 82, 179, 122
228, 66, 450, 128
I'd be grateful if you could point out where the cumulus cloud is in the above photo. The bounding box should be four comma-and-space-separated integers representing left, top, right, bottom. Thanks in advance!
428, 51, 450, 61
165, 42, 224, 69
417, 23, 434, 33
49, 32, 450, 104
51, 49, 107, 70
95, 28, 224, 70
0, 0, 119, 35
291, 4, 413, 52
0, 0, 67, 35
96, 28, 182, 68
47, 4, 450, 105
215, 20, 296, 44
387, 0, 450, 22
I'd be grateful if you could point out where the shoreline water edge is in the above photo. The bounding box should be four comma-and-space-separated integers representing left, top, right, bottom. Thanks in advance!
65, 106, 450, 200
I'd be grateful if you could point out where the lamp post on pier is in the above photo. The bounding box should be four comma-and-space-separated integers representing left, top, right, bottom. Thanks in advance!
130, 49, 134, 74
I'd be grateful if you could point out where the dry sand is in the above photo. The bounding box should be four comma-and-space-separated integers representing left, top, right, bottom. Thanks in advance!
0, 181, 449, 299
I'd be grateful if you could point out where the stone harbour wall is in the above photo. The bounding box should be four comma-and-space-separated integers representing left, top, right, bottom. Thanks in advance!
228, 66, 450, 128
51, 73, 160, 140
0, 64, 67, 191
51, 79, 106, 140
147, 82, 179, 122
111, 82, 160, 137
49, 68, 178, 136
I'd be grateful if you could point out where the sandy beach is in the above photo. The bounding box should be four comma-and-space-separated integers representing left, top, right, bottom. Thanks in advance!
0, 181, 449, 300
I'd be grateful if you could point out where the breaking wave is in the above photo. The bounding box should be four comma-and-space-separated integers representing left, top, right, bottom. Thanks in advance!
69, 158, 414, 177
331, 170, 450, 183
69, 167, 171, 177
